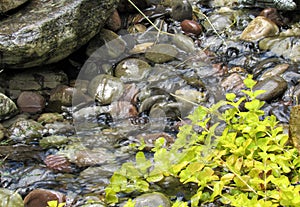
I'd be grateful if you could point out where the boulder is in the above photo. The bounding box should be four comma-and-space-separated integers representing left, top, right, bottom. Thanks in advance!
0, 0, 118, 68
0, 0, 29, 13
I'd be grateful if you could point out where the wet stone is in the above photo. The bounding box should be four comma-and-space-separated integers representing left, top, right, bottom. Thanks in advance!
259, 36, 300, 62
133, 192, 171, 207
0, 188, 23, 207
8, 118, 44, 143
173, 33, 196, 53
24, 189, 66, 207
39, 135, 70, 149
145, 44, 178, 63
37, 113, 64, 124
171, 0, 193, 21
44, 154, 72, 173
114, 58, 151, 82
17, 91, 45, 113
0, 0, 118, 68
48, 85, 74, 112
0, 93, 18, 121
88, 74, 125, 105
0, 0, 29, 13
240, 16, 279, 42
181, 20, 203, 36
253, 76, 288, 102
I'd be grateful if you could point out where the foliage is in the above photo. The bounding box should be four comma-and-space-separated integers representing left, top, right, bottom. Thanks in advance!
105, 75, 300, 206
46, 200, 66, 207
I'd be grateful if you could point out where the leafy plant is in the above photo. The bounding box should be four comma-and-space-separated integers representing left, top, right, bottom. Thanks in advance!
46, 200, 66, 207
105, 75, 300, 206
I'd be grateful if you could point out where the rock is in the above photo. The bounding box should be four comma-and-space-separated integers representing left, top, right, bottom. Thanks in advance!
44, 154, 72, 173
259, 36, 300, 62
0, 0, 118, 68
37, 113, 64, 124
240, 16, 279, 42
0, 93, 18, 121
145, 44, 178, 63
181, 20, 203, 36
173, 34, 196, 53
24, 189, 66, 207
221, 73, 245, 92
0, 0, 29, 13
133, 192, 171, 207
8, 118, 44, 143
259, 8, 287, 26
0, 188, 23, 207
48, 85, 74, 112
289, 105, 300, 153
253, 76, 287, 102
8, 68, 68, 99
238, 0, 298, 11
110, 101, 138, 120
171, 0, 193, 21
259, 63, 290, 80
88, 74, 125, 105
105, 9, 122, 32
17, 91, 46, 113
202, 11, 235, 32
118, 0, 148, 13
114, 58, 151, 82
39, 135, 70, 148
63, 147, 116, 167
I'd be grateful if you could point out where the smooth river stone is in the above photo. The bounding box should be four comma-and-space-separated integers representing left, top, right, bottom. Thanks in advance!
0, 0, 29, 13
0, 0, 118, 68
240, 16, 279, 42
253, 76, 287, 102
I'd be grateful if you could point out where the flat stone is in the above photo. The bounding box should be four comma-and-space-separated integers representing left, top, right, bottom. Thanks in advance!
0, 0, 29, 13
0, 0, 118, 68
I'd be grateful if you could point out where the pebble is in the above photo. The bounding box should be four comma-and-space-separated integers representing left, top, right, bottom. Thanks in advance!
88, 74, 125, 105
171, 0, 193, 21
133, 192, 171, 207
44, 154, 72, 173
48, 85, 74, 112
24, 189, 66, 207
0, 188, 23, 207
145, 44, 178, 63
8, 118, 44, 143
259, 8, 287, 26
253, 76, 288, 102
181, 20, 203, 36
115, 58, 150, 82
17, 91, 45, 113
240, 16, 279, 42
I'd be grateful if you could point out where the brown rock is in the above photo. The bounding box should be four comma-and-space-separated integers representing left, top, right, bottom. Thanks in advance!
17, 91, 45, 113
181, 20, 202, 36
105, 9, 122, 31
44, 154, 72, 173
259, 8, 288, 27
24, 189, 66, 207
48, 85, 74, 112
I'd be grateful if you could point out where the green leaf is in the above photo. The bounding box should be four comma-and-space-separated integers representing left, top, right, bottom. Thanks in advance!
226, 93, 236, 102
243, 75, 256, 89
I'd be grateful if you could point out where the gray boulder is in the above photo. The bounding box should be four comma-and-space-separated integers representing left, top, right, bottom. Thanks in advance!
0, 0, 29, 13
0, 0, 118, 68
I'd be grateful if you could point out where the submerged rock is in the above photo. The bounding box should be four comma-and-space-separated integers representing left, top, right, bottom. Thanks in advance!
0, 0, 118, 68
0, 188, 23, 207
133, 192, 171, 207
